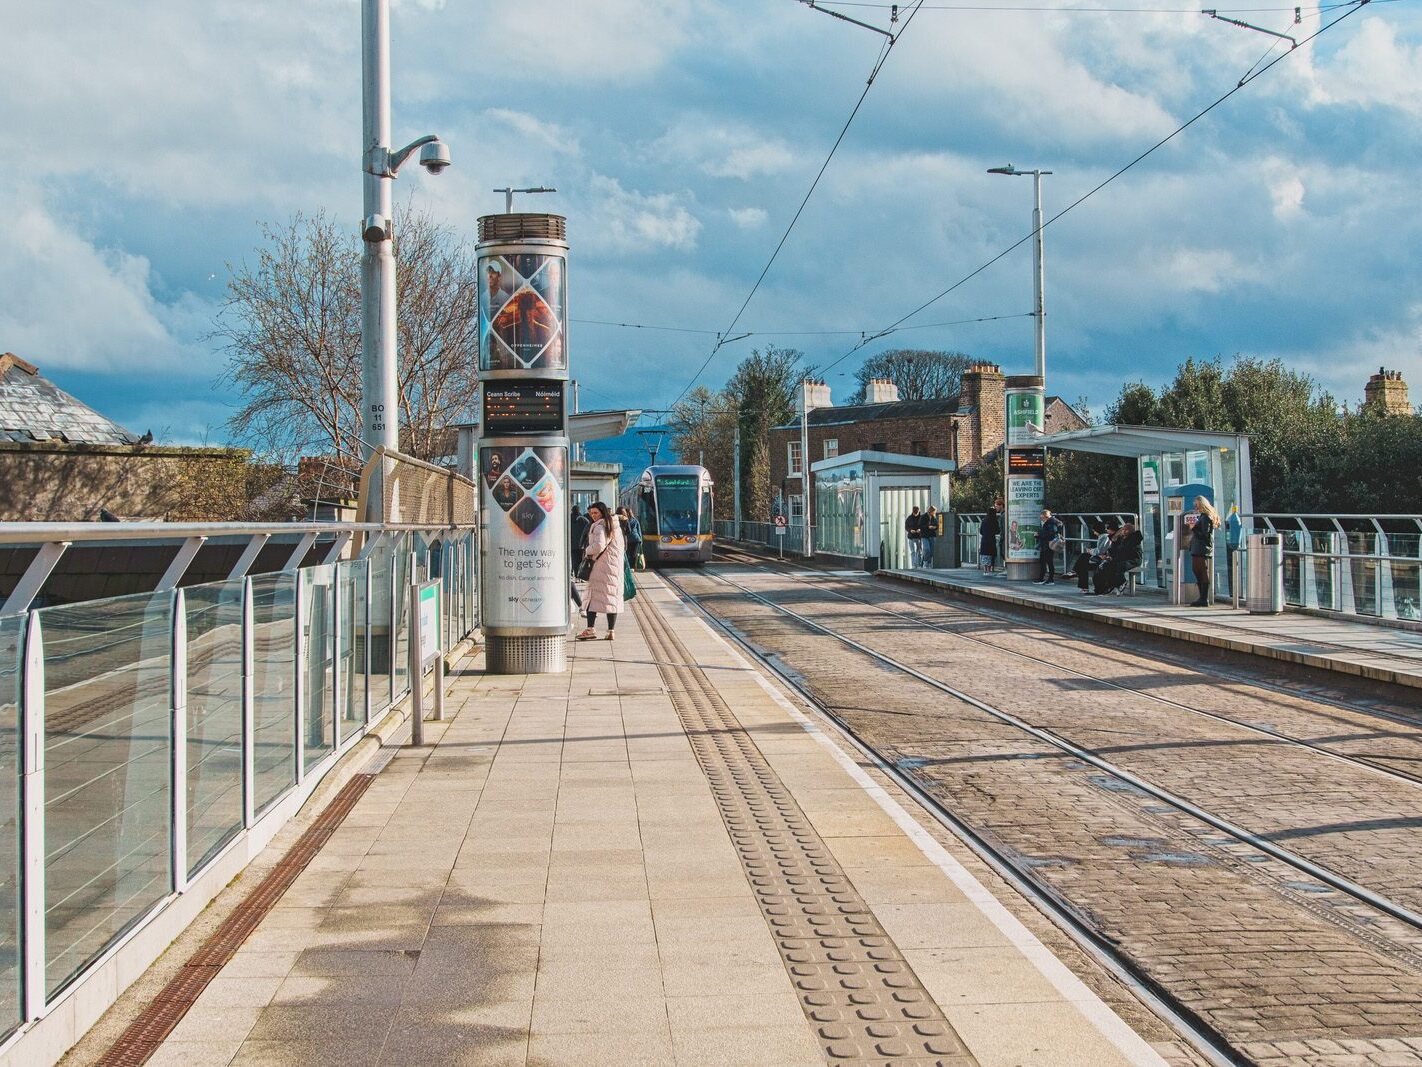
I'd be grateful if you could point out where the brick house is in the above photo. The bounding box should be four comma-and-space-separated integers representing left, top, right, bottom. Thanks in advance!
768, 362, 1086, 523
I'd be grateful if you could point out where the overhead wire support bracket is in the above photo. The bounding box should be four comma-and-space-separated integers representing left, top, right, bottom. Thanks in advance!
1201, 8, 1298, 48
797, 0, 898, 41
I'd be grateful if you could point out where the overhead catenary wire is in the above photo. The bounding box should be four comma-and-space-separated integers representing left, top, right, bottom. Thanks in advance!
664, 0, 929, 412
817, 0, 1374, 378
573, 310, 1034, 338
811, 0, 1395, 11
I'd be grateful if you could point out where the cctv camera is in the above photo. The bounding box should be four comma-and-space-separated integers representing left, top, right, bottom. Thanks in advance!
419, 141, 452, 174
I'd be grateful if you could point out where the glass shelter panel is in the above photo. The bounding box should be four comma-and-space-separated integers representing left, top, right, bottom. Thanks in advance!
184, 581, 245, 875
250, 573, 297, 815
369, 545, 393, 714
341, 560, 368, 733
815, 464, 865, 557
302, 566, 336, 770
0, 617, 20, 1034
41, 591, 173, 997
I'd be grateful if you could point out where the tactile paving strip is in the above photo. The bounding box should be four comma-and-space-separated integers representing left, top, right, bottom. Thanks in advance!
635, 598, 978, 1065
95, 773, 377, 1066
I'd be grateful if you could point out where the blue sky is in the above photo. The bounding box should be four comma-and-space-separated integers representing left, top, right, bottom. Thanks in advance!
4, 0, 1420, 446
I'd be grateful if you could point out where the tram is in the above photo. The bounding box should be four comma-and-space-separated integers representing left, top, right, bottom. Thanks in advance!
622, 464, 714, 565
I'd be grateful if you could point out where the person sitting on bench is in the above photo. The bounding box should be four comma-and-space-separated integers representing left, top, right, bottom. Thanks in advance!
1090, 520, 1143, 596
1075, 521, 1114, 593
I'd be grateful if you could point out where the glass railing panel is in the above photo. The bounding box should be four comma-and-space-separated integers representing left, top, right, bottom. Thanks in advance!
0, 616, 21, 1035
301, 567, 336, 771
340, 560, 368, 734
250, 573, 296, 815
40, 590, 172, 998
184, 581, 245, 876
369, 544, 393, 714
393, 543, 410, 700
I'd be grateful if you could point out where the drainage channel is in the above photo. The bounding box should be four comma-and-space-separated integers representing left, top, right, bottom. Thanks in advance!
633, 595, 977, 1065
95, 773, 378, 1066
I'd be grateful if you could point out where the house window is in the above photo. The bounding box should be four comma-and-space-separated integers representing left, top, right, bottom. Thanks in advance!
911, 440, 928, 456
788, 494, 804, 522
788, 440, 803, 476
823, 439, 839, 460
870, 442, 886, 453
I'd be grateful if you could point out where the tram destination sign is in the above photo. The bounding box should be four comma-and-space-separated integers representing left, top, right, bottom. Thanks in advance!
1007, 450, 1046, 476
483, 381, 565, 434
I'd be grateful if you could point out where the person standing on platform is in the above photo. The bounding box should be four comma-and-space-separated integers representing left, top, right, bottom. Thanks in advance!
569, 505, 588, 611
1189, 496, 1221, 607
1036, 509, 1065, 585
617, 505, 645, 570
920, 506, 940, 568
979, 501, 1001, 573
577, 501, 625, 641
905, 506, 923, 568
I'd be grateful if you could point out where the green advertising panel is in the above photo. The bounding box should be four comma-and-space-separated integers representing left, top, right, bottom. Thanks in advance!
1006, 389, 1045, 447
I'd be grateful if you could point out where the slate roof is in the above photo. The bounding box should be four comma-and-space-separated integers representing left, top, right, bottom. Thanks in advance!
773, 397, 962, 430
0, 353, 140, 445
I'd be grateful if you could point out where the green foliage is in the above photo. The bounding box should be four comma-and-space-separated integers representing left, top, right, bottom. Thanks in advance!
846, 349, 974, 404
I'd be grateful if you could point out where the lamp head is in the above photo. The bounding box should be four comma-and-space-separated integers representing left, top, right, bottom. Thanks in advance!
987, 164, 1019, 175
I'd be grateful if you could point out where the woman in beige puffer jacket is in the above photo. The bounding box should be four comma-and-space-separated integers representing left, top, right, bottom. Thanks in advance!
577, 501, 625, 640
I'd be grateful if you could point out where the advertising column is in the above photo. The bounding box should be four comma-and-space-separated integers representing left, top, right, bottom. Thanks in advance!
477, 213, 571, 674
1003, 375, 1046, 582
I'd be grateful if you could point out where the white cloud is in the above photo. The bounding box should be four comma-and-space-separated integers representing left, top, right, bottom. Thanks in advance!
0, 187, 217, 374
1269, 175, 1306, 220
650, 123, 796, 180
1310, 17, 1422, 117
583, 176, 701, 253
728, 207, 767, 229
483, 109, 581, 156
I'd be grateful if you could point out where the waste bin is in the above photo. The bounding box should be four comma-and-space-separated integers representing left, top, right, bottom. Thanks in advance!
1246, 533, 1284, 614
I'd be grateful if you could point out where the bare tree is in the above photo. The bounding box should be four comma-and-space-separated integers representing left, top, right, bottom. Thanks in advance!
216, 208, 479, 463
848, 349, 974, 403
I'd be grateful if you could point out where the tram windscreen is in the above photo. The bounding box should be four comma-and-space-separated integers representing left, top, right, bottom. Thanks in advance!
655, 475, 700, 537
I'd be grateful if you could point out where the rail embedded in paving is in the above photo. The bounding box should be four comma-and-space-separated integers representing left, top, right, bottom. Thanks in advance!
679, 558, 1422, 1061
0, 522, 478, 1056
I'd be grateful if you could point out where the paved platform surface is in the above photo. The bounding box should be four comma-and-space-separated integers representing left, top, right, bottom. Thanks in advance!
891, 567, 1422, 691
116, 573, 1170, 1067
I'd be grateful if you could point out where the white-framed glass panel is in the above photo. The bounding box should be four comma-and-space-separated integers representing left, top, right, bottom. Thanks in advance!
788, 441, 803, 476
0, 615, 21, 1033
823, 439, 839, 459
788, 494, 805, 522
1187, 450, 1210, 484
184, 580, 246, 877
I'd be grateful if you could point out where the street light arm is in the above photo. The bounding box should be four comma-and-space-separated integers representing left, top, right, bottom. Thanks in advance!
383, 134, 442, 176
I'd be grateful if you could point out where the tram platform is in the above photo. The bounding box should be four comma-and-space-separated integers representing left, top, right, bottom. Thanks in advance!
64, 573, 1176, 1067
888, 567, 1422, 692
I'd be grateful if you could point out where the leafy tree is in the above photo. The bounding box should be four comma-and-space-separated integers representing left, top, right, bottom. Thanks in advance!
847, 349, 974, 404
669, 386, 736, 508
723, 346, 809, 520
217, 207, 479, 463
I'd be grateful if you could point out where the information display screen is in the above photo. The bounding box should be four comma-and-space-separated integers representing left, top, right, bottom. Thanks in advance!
483, 382, 564, 434
1007, 450, 1046, 476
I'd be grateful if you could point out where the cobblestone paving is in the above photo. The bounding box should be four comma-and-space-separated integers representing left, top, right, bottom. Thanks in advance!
677, 565, 1422, 1064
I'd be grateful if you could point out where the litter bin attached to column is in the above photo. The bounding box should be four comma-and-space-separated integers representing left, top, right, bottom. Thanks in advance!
1246, 533, 1284, 614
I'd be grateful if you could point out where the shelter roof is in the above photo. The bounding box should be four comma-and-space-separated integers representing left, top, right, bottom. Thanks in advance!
812, 449, 956, 474
0, 353, 140, 445
1031, 424, 1249, 458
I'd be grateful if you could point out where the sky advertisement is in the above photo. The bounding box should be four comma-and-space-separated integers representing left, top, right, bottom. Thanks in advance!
480, 443, 569, 631
479, 252, 567, 373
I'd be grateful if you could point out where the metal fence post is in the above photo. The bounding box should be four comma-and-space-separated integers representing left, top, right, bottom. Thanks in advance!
171, 589, 189, 892
408, 581, 423, 747
294, 572, 306, 784
21, 610, 46, 1020
241, 578, 255, 827
332, 571, 343, 752
364, 562, 373, 725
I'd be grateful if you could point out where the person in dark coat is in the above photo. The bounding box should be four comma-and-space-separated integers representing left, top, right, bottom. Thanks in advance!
569, 505, 589, 609
1036, 510, 1065, 585
1074, 521, 1113, 592
905, 506, 923, 567
1188, 496, 1221, 607
616, 506, 644, 570
1091, 521, 1144, 595
979, 498, 1002, 572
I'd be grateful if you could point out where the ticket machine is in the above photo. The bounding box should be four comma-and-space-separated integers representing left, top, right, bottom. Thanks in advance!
1166, 483, 1212, 605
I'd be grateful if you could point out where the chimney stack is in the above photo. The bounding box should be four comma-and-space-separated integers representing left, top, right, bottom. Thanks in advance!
798, 379, 832, 413
865, 378, 900, 404
1364, 367, 1410, 416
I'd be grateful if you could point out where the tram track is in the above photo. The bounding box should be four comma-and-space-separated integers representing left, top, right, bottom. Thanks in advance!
668, 559, 1422, 1063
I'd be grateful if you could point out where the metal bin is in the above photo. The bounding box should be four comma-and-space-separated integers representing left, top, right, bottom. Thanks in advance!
1246, 533, 1284, 614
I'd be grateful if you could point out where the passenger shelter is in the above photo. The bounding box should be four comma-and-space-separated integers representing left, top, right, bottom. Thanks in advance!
811, 449, 955, 570
1032, 424, 1253, 601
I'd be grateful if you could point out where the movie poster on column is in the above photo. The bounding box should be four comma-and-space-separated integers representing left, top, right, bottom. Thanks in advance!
479, 253, 567, 372
1005, 474, 1044, 561
480, 444, 569, 630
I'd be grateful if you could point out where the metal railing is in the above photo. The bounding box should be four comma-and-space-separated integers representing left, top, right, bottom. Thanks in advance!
0, 520, 478, 1051
1236, 514, 1422, 621
956, 512, 1138, 571
715, 520, 811, 556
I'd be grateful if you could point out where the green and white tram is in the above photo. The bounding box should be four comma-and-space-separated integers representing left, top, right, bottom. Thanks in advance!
623, 465, 714, 564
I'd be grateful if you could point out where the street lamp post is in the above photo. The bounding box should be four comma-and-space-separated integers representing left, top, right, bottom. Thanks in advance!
360, 0, 452, 520
988, 164, 1052, 383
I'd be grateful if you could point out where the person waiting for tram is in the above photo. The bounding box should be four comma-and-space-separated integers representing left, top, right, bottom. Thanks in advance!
616, 505, 644, 570
569, 505, 588, 611
577, 501, 625, 641
920, 505, 940, 568
905, 506, 923, 567
979, 498, 1002, 572
1035, 509, 1065, 585
1188, 496, 1221, 607
1074, 520, 1113, 593
1090, 520, 1144, 596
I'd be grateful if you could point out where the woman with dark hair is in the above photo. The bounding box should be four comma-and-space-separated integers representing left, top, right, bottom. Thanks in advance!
577, 501, 625, 641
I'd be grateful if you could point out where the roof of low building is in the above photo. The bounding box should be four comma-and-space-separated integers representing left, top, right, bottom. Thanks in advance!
0, 353, 140, 445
